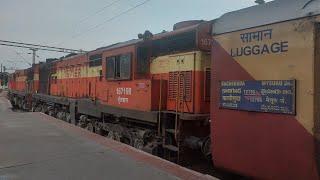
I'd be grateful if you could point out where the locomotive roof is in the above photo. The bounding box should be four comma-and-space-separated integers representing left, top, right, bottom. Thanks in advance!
90, 26, 200, 55
95, 39, 142, 52
57, 39, 141, 61
95, 24, 203, 52
94, 21, 208, 51
152, 23, 202, 40
213, 0, 320, 35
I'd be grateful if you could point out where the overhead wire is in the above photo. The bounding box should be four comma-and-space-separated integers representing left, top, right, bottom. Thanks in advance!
0, 40, 86, 53
1, 1, 124, 65
40, 0, 123, 46
74, 0, 123, 27
0, 46, 31, 70
12, 49, 32, 66
0, 40, 85, 52
57, 0, 151, 46
0, 40, 86, 68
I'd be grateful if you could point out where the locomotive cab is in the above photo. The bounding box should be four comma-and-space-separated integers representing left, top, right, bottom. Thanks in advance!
145, 21, 213, 166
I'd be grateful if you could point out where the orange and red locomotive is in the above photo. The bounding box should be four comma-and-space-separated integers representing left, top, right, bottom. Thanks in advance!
8, 20, 212, 168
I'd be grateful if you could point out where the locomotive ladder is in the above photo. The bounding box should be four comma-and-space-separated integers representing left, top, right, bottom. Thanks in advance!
162, 112, 180, 163
162, 71, 188, 163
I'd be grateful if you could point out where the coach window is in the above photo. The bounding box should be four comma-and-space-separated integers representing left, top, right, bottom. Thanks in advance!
106, 53, 131, 80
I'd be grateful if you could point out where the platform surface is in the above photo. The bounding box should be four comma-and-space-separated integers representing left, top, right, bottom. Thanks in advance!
0, 94, 215, 180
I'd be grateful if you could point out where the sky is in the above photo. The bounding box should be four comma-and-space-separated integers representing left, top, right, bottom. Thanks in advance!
0, 0, 272, 71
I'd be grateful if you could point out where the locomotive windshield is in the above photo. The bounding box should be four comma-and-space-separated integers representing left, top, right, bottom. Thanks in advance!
151, 30, 197, 57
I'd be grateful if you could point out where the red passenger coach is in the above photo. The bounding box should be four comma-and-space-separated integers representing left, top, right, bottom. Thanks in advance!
211, 0, 320, 179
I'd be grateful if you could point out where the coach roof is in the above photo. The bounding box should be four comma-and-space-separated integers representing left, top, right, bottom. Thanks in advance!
213, 0, 320, 35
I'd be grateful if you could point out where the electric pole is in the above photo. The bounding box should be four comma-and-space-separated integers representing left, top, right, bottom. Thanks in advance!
0, 39, 87, 66
30, 48, 38, 65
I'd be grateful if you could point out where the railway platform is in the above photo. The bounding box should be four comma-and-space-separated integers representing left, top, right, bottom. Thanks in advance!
0, 93, 216, 180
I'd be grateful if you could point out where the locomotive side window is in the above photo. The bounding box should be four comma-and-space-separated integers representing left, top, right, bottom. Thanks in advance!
115, 56, 121, 78
152, 30, 196, 57
136, 46, 150, 78
106, 57, 115, 79
89, 54, 102, 67
119, 54, 131, 79
106, 53, 131, 80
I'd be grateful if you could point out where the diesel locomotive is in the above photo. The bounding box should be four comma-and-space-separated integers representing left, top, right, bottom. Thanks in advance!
8, 20, 213, 168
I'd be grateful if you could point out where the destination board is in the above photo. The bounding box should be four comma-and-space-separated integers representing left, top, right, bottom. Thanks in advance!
220, 80, 296, 115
